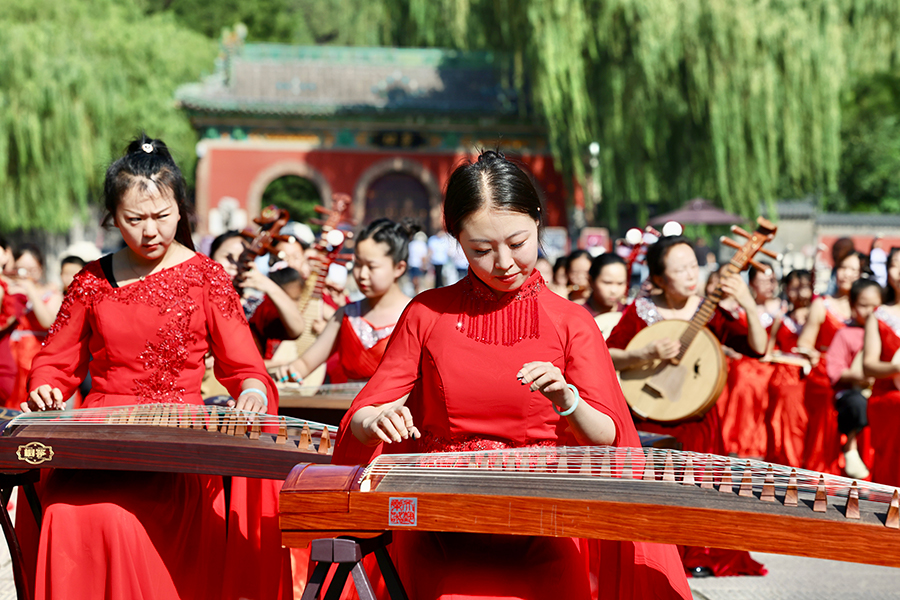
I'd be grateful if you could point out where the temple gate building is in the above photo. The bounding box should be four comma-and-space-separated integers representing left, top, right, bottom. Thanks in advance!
176, 43, 569, 238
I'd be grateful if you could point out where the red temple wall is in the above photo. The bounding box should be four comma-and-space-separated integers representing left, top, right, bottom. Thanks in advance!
195, 141, 568, 234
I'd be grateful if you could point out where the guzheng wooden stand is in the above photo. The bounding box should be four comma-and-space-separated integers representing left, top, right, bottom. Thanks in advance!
0, 471, 41, 600
302, 533, 408, 600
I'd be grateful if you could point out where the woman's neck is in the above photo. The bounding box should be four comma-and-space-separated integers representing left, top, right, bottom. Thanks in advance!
660, 291, 692, 311
365, 283, 405, 310
588, 295, 615, 315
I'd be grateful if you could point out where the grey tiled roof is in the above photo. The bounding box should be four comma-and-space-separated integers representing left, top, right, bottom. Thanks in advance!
176, 44, 523, 118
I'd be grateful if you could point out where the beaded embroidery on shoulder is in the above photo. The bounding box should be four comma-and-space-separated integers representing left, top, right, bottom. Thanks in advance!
634, 296, 664, 326
876, 305, 900, 337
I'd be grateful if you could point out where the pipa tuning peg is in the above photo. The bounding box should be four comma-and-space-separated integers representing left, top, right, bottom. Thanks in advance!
759, 247, 782, 260
720, 237, 742, 251
731, 225, 752, 239
748, 259, 770, 273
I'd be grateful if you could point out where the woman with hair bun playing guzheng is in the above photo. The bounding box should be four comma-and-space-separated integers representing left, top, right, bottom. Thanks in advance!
22, 135, 281, 600
333, 150, 691, 600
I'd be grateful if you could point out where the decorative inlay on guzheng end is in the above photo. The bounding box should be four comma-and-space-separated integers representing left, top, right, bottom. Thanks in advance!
0, 405, 335, 480
280, 446, 900, 568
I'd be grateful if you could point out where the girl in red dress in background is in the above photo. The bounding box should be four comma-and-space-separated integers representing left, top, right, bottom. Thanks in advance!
863, 248, 900, 486
334, 151, 691, 600
606, 237, 768, 578
24, 135, 275, 600
765, 270, 813, 467
6, 244, 63, 408
796, 251, 862, 475
719, 264, 780, 458
269, 218, 414, 385
566, 249, 594, 305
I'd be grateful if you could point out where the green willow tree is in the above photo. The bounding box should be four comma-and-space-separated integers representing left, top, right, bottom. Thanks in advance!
380, 0, 900, 226
0, 0, 216, 232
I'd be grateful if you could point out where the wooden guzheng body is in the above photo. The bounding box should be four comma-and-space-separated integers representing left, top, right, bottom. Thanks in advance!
281, 446, 900, 568
277, 382, 366, 410
0, 404, 335, 479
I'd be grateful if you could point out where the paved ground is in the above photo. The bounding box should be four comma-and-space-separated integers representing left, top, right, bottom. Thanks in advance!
689, 552, 900, 600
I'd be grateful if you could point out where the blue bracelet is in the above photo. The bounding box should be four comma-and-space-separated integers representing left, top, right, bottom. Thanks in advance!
553, 384, 580, 417
239, 388, 268, 407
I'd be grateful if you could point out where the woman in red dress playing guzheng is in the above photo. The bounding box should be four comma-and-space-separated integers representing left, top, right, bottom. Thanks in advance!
796, 251, 862, 475
605, 236, 768, 577
269, 218, 415, 386
23, 135, 276, 600
333, 151, 691, 600
863, 248, 900, 486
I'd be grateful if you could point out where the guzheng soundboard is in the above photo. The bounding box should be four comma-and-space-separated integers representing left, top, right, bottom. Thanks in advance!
0, 404, 335, 480
280, 446, 900, 568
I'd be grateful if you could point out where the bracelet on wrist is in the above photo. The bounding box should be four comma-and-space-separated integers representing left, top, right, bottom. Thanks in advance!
553, 384, 580, 417
238, 387, 268, 407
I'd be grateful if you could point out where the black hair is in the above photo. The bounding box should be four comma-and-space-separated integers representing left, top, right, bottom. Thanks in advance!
60, 255, 87, 270
355, 218, 419, 274
209, 230, 245, 260
565, 250, 592, 275
0, 236, 9, 251
837, 250, 868, 273
646, 235, 694, 282
782, 269, 812, 289
443, 150, 543, 239
268, 266, 302, 288
102, 133, 195, 250
589, 253, 627, 281
748, 262, 773, 283
850, 277, 883, 307
13, 243, 44, 269
885, 248, 900, 305
553, 256, 568, 274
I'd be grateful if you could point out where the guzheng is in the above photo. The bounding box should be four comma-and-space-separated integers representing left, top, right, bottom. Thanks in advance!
0, 404, 335, 480
277, 381, 365, 410
280, 446, 900, 568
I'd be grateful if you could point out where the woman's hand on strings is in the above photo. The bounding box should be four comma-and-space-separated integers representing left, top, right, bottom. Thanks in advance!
642, 338, 680, 362
517, 361, 574, 413
228, 391, 267, 413
359, 397, 419, 445
23, 385, 65, 412
269, 362, 303, 384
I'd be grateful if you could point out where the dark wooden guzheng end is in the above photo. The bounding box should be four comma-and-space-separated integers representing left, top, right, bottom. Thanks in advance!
0, 405, 334, 480
279, 447, 900, 568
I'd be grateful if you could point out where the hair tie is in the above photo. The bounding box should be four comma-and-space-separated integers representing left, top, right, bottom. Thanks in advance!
141, 143, 153, 154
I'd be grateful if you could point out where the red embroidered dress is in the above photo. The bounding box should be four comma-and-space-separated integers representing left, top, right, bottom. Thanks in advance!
334, 301, 397, 381
333, 271, 691, 600
867, 307, 900, 486
24, 255, 279, 600
801, 301, 846, 474
719, 310, 775, 458
765, 314, 809, 467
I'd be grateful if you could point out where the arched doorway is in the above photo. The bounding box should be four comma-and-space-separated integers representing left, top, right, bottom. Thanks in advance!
261, 175, 323, 225
364, 172, 431, 233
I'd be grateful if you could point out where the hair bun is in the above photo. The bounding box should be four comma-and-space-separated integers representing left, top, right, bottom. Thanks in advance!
396, 217, 422, 239
477, 149, 505, 164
